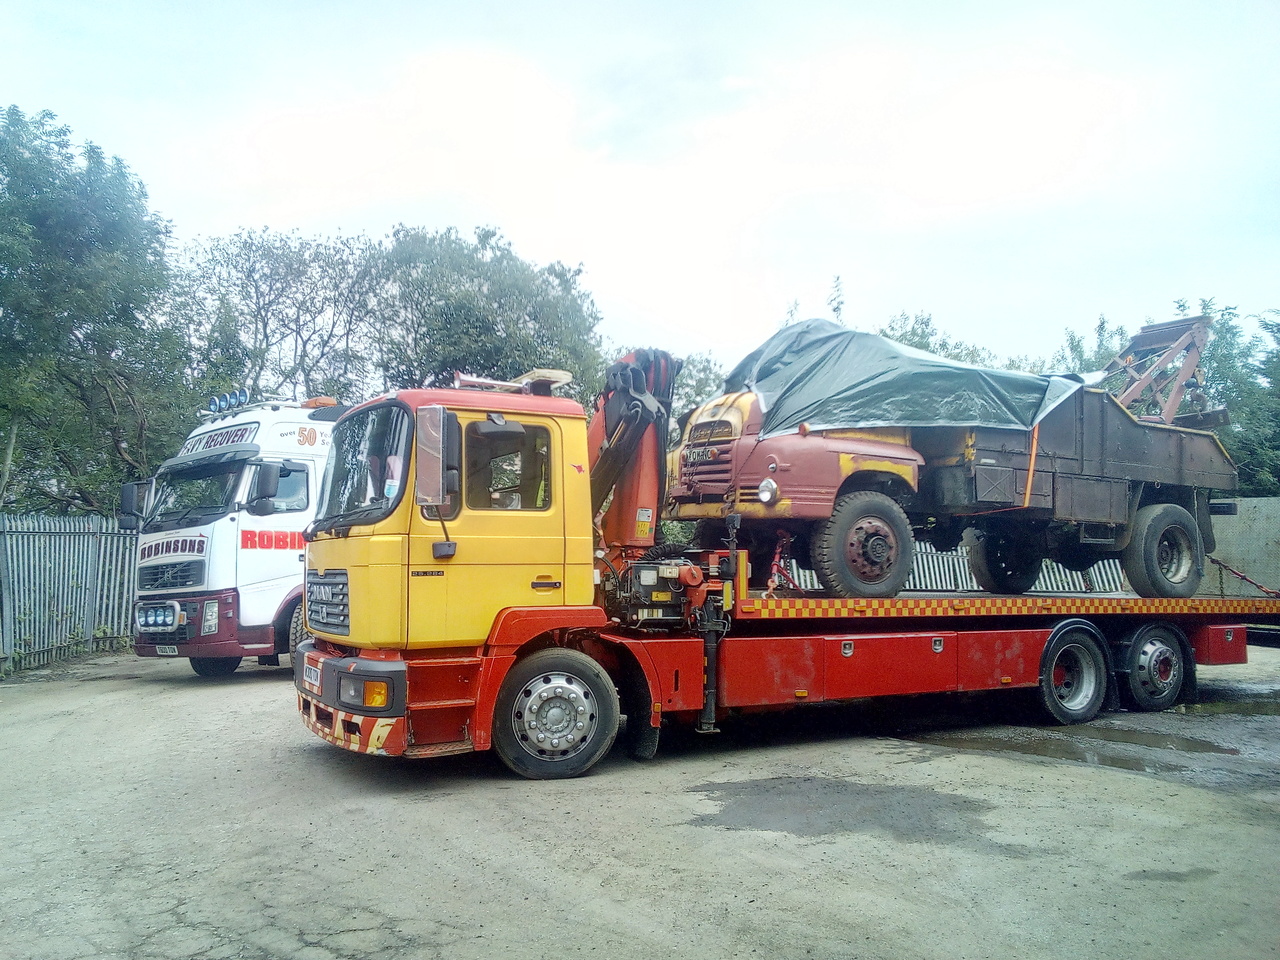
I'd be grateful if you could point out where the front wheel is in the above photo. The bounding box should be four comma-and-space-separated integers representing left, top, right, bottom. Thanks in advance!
811, 491, 914, 599
287, 602, 306, 664
493, 649, 620, 779
964, 528, 1044, 594
1037, 628, 1107, 724
190, 656, 241, 678
1122, 503, 1204, 598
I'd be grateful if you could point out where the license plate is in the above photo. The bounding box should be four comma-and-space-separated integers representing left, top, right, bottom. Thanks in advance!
685, 446, 717, 465
303, 664, 321, 687
156, 645, 179, 656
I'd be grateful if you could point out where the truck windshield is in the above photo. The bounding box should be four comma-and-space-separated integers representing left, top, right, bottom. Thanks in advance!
147, 463, 243, 531
315, 403, 412, 529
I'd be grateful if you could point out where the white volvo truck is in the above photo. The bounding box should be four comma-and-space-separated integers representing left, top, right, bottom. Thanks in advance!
121, 391, 346, 676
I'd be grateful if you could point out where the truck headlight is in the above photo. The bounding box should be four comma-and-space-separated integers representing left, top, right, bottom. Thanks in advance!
339, 676, 389, 709
202, 600, 219, 635
758, 478, 780, 504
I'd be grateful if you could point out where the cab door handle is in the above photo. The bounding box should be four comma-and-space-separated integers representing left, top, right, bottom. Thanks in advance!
531, 580, 562, 590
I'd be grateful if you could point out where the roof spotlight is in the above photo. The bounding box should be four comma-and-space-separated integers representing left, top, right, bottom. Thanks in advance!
208, 397, 220, 413
238, 388, 250, 406
218, 393, 230, 411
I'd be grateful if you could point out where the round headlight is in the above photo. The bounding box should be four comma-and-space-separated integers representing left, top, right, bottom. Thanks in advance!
164, 607, 175, 626
143, 608, 154, 626
757, 478, 780, 504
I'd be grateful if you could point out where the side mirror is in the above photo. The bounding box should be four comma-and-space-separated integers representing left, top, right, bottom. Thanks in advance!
118, 481, 143, 531
415, 406, 461, 507
247, 462, 281, 515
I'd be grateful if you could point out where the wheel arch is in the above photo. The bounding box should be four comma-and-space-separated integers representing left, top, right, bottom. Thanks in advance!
272, 586, 305, 654
835, 468, 916, 504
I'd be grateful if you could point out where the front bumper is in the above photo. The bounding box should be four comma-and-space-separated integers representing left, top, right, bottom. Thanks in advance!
133, 590, 273, 658
294, 639, 409, 755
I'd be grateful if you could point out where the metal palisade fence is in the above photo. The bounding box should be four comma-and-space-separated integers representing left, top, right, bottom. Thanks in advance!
0, 514, 137, 674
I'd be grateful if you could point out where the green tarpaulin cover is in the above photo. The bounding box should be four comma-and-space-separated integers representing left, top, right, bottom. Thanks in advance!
723, 319, 1083, 439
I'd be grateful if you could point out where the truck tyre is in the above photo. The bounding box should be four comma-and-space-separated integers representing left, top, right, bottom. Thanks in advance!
287, 602, 306, 663
811, 491, 914, 599
1122, 503, 1203, 598
190, 656, 241, 677
964, 528, 1043, 595
1120, 623, 1186, 711
1037, 628, 1107, 724
493, 648, 620, 779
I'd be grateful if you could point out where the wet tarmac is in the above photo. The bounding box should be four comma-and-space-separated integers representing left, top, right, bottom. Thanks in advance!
904, 647, 1280, 792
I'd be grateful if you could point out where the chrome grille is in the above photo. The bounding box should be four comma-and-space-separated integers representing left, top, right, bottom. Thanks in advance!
306, 569, 350, 635
138, 560, 205, 591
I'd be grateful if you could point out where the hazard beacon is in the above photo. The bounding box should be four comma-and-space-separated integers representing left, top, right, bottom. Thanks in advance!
294, 351, 1280, 779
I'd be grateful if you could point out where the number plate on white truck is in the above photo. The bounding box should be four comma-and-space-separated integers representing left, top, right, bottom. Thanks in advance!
156, 645, 179, 656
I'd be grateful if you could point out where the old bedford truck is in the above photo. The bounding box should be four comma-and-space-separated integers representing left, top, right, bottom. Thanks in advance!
668, 316, 1236, 600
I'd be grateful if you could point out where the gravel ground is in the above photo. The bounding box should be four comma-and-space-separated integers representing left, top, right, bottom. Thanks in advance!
1, 646, 1277, 960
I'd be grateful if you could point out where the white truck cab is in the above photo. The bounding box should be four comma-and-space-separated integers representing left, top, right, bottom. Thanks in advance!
121, 391, 346, 676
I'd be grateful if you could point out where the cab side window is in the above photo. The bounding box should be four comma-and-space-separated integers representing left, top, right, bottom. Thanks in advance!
464, 423, 551, 511
273, 464, 309, 513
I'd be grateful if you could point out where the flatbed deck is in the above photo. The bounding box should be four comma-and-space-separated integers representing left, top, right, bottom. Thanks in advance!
736, 591, 1280, 621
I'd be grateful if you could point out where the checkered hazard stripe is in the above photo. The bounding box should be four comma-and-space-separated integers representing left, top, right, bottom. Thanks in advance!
737, 594, 1280, 620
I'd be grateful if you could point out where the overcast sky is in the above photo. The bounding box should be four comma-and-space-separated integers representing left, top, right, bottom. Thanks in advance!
6, 1, 1278, 367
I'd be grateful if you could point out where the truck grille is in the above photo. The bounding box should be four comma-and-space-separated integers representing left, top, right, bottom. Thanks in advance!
307, 569, 350, 635
681, 446, 733, 483
138, 561, 205, 591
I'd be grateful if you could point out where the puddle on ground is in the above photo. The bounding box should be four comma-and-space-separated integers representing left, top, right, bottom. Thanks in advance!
1067, 727, 1239, 755
1180, 698, 1280, 717
688, 776, 1030, 857
911, 731, 1188, 775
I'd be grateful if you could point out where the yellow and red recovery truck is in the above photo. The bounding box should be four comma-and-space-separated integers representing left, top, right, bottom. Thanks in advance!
294, 352, 1280, 778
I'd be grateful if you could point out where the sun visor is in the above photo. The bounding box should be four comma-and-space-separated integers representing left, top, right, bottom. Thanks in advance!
157, 442, 263, 475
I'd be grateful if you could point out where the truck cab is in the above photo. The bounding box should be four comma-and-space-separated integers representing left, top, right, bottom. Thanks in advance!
123, 392, 345, 676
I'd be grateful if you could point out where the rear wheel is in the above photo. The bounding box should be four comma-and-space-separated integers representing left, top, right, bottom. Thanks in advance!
1121, 624, 1186, 711
493, 649, 620, 779
1037, 629, 1107, 724
190, 656, 241, 678
1122, 503, 1203, 598
811, 491, 914, 599
964, 528, 1044, 594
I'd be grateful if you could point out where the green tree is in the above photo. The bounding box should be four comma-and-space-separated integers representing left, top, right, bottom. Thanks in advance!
875, 312, 998, 366
0, 106, 172, 512
1049, 314, 1132, 374
166, 230, 377, 402
370, 227, 605, 403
